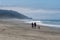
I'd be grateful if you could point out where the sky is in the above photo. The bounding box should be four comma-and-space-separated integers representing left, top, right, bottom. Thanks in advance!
0, 0, 60, 19
0, 0, 60, 9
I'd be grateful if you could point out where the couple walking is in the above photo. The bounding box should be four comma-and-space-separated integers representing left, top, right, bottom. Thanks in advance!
32, 22, 40, 29
32, 22, 37, 28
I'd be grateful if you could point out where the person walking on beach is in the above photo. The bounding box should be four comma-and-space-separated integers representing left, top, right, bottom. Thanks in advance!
34, 22, 37, 28
32, 22, 34, 28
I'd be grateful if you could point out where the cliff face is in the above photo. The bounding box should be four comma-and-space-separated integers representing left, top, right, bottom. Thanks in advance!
0, 10, 31, 19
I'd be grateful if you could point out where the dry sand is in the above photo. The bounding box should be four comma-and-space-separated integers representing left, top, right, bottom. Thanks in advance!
0, 20, 60, 40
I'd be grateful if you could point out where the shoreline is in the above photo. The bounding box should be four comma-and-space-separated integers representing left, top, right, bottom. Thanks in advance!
25, 20, 60, 28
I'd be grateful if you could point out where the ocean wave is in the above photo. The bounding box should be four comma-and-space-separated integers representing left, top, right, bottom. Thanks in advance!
3, 19, 60, 28
25, 20, 60, 28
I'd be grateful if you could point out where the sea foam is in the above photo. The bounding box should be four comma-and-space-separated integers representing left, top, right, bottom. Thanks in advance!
25, 20, 60, 28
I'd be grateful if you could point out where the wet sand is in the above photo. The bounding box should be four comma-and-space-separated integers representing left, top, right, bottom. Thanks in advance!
0, 20, 60, 40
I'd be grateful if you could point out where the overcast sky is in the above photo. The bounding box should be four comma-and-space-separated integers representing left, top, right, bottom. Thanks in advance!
0, 0, 60, 19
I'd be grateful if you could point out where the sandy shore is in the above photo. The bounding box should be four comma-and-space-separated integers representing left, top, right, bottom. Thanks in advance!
0, 20, 60, 40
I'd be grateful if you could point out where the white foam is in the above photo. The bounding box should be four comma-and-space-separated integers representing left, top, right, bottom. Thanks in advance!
25, 20, 60, 28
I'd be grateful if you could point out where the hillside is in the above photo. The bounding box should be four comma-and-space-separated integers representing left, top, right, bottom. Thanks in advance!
0, 10, 31, 19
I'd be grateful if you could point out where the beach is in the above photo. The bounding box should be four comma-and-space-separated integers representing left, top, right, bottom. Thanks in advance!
0, 20, 60, 40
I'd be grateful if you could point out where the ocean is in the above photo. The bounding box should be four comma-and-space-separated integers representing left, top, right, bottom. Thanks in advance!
25, 19, 60, 28
0, 19, 60, 28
